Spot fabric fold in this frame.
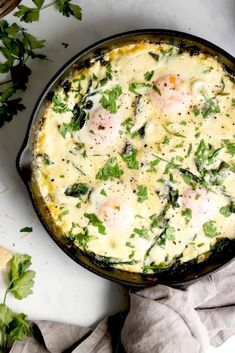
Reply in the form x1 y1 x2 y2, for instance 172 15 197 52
10 261 235 353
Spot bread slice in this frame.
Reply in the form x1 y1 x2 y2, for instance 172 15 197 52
0 246 12 269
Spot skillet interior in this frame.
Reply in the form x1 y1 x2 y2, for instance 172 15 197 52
17 29 235 287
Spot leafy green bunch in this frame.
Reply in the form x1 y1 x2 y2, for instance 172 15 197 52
0 254 35 353
14 0 82 23
0 1 82 128
0 20 46 127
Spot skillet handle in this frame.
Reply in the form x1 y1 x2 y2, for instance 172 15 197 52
16 146 33 181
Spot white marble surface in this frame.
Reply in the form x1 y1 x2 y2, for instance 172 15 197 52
0 0 234 351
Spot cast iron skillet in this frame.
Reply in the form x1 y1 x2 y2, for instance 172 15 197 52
16 29 235 288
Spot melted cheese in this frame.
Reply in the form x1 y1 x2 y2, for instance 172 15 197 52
34 42 235 273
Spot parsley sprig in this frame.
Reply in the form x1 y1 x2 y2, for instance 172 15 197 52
0 20 46 127
14 0 82 23
0 254 35 352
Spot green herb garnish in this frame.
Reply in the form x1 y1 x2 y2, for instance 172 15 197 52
64 183 89 198
181 208 192 224
20 227 33 233
144 70 154 81
14 0 82 23
137 185 148 203
0 254 35 352
203 220 220 238
121 143 139 169
201 97 220 118
96 157 123 181
100 84 122 113
84 213 106 235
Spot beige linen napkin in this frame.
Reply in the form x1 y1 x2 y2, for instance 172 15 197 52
10 261 235 353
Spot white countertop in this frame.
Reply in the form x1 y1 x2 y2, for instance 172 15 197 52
0 0 234 351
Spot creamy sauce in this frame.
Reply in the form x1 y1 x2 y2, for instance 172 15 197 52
34 43 235 273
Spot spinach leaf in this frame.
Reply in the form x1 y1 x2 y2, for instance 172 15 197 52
64 183 89 197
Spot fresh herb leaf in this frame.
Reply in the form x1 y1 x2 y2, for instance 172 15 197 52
162 125 185 138
219 202 235 217
64 183 89 198
52 93 70 113
96 157 123 181
167 186 179 208
160 47 174 56
84 213 106 235
192 106 200 116
133 227 150 240
201 97 220 118
20 227 32 233
165 225 175 240
100 84 122 113
144 70 154 81
100 189 107 196
121 143 139 169
7 254 35 300
153 85 161 95
128 82 151 95
137 185 148 203
203 220 220 238
232 98 235 108
149 214 159 228
222 140 235 156
181 208 192 224
195 139 221 173
41 153 53 165
148 52 159 61
14 5 40 23
147 158 160 172
219 205 231 217
56 0 82 20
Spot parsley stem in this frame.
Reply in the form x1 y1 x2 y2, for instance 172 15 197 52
0 79 12 86
41 1 57 10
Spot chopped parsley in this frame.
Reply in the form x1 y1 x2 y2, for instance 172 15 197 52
162 125 185 138
195 139 221 173
167 186 179 208
219 202 235 217
137 185 148 203
41 153 53 165
153 85 161 95
99 84 122 113
100 189 107 196
133 227 151 240
192 106 200 116
129 82 151 95
147 158 160 172
165 225 175 241
231 98 235 108
222 140 235 156
64 183 89 197
84 213 106 235
20 227 33 233
121 143 139 169
181 208 192 224
201 97 220 119
149 214 159 228
203 220 220 238
96 157 123 181
144 70 154 81
148 52 159 61
52 93 70 113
